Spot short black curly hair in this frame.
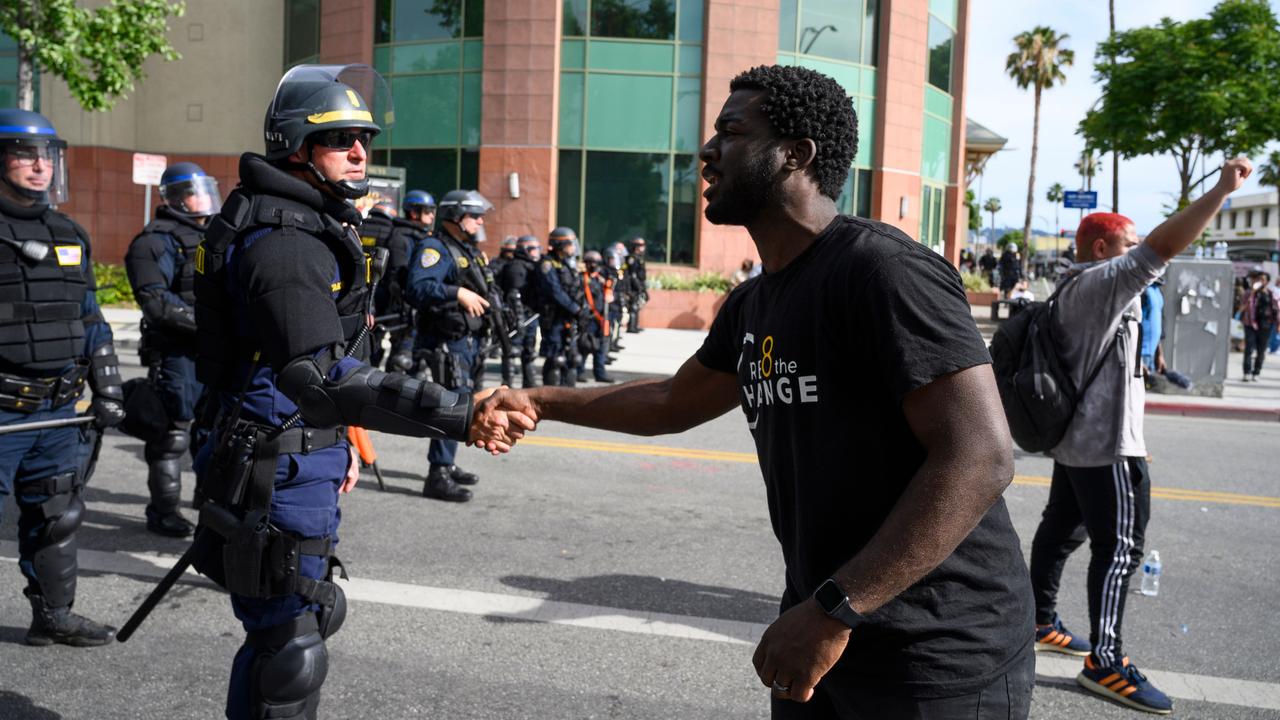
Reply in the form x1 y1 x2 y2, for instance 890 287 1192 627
729 65 857 200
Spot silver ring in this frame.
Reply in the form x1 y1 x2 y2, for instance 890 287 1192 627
772 681 791 694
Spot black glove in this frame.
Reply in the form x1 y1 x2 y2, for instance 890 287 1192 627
91 395 126 429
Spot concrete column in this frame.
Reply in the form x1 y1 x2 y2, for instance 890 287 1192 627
942 0 970 266
869 0 927 241
696 0 778 274
477 0 562 254
319 0 374 66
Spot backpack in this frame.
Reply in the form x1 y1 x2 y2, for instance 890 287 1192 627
989 282 1118 453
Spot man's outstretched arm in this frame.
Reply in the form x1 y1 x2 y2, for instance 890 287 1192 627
1144 156 1250 261
481 355 740 436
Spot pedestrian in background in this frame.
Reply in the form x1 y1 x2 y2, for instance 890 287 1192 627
1241 271 1278 381
998 246 1022 298
1028 157 1250 716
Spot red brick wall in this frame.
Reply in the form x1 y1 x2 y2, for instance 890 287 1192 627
870 0 927 242
59 147 240 264
319 0 375 66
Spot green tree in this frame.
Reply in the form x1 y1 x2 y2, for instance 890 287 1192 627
1074 150 1101 190
1007 26 1074 274
997 229 1026 253
966 189 981 232
983 196 1002 242
1046 182 1065 235
1257 150 1280 249
0 0 185 112
1081 0 1280 207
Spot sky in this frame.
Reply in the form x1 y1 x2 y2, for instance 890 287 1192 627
966 0 1276 237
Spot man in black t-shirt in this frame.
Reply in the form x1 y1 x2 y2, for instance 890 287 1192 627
481 65 1034 718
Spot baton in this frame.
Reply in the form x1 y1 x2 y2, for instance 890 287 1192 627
0 415 95 435
117 528 214 642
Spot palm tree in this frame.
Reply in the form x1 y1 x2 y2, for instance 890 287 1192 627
1046 182 1065 236
1007 26 1074 274
983 196 1002 243
1074 151 1101 191
1257 151 1280 255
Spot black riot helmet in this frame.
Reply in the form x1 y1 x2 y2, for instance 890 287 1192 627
159 162 222 218
500 235 517 255
548 227 578 258
436 189 493 243
517 234 541 261
0 108 69 204
263 64 393 200
583 249 603 271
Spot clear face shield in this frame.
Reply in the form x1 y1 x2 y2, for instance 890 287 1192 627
2 140 69 205
161 174 222 217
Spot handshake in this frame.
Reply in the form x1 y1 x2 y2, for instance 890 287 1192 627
466 387 540 453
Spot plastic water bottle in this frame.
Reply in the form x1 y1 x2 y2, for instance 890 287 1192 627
1195 244 1205 259
1140 550 1161 596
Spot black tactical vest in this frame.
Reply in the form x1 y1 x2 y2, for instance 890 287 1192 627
0 206 89 374
194 189 370 389
419 232 492 340
358 211 394 253
130 213 203 306
547 257 584 319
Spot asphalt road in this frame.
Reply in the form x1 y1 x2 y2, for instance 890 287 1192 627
1 363 1278 719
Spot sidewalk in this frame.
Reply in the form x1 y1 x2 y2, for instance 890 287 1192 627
106 306 1280 421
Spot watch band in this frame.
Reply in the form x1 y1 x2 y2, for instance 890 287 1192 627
814 578 864 630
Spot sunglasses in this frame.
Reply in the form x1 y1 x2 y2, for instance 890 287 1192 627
314 129 374 151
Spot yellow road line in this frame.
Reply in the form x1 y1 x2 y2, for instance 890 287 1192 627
520 436 1280 509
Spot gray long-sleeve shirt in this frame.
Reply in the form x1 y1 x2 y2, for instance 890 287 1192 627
1049 242 1167 467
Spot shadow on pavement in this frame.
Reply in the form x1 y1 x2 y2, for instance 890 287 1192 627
0 691 62 719
496 573 779 624
0 625 29 646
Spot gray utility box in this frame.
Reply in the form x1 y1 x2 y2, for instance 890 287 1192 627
1154 258 1234 398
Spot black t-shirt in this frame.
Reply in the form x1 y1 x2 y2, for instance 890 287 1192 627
696 215 1032 697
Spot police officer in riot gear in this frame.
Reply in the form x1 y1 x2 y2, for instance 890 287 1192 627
125 161 222 538
406 188 497 503
577 250 616 383
190 65 529 719
603 241 626 353
378 190 434 373
622 236 649 332
538 227 586 387
358 200 396 367
497 234 542 388
0 108 123 646
489 235 517 280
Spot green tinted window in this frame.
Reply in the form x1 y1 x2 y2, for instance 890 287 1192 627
927 15 953 93
674 77 702 153
0 55 15 80
461 72 482 146
863 0 879 65
375 0 392 43
562 39 586 69
586 74 672 150
779 0 798 51
393 42 461 73
374 46 391 74
588 39 673 73
559 72 585 146
929 0 957 29
921 114 951 182
677 44 701 75
835 168 873 217
463 0 484 38
584 151 670 253
856 98 874 168
284 0 320 67
558 150 584 230
592 0 676 41
800 0 861 62
669 154 699 264
463 40 484 69
564 0 588 36
389 74 460 146
925 85 952 121
677 0 704 42
393 149 459 196
460 149 480 189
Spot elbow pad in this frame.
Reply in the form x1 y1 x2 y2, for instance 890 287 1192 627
88 343 123 400
277 358 472 440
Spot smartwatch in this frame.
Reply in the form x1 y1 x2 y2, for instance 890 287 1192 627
813 578 864 630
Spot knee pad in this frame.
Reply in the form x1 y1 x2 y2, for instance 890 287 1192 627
318 583 346 639
44 492 85 543
249 617 329 719
146 428 190 462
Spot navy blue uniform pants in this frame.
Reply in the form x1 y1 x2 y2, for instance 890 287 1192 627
0 400 84 598
223 443 346 719
575 318 609 380
153 350 203 423
422 335 479 468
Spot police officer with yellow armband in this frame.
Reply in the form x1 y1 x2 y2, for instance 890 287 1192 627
539 227 586 387
124 162 222 538
187 65 530 719
405 189 496 502
0 109 123 647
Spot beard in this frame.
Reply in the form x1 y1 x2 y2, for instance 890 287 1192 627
704 150 780 226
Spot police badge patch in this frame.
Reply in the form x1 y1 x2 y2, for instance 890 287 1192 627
541 260 553 273
457 256 470 269
421 248 441 268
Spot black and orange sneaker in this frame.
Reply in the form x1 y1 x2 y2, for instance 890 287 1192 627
1078 655 1173 715
1035 617 1091 656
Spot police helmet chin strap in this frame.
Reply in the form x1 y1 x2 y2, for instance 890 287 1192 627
1 174 48 204
302 141 371 201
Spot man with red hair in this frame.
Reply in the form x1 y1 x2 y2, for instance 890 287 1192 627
1028 158 1252 715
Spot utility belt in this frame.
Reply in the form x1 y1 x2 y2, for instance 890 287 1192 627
419 303 486 341
0 362 88 413
193 418 346 607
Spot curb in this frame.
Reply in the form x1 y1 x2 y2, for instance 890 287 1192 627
1145 401 1280 423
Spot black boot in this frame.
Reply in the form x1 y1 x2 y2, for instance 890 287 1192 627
146 505 194 538
594 374 616 384
423 466 472 502
25 589 115 647
543 362 558 388
448 465 479 486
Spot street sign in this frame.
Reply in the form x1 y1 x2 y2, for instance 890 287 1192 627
132 153 167 186
1063 190 1097 209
